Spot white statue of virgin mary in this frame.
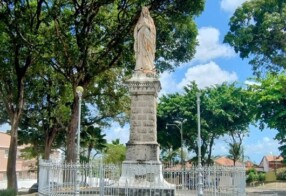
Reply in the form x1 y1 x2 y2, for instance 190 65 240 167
134 7 156 72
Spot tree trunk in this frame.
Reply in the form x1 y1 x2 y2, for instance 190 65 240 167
44 138 51 160
207 135 215 165
7 121 19 190
44 127 58 160
66 97 79 163
87 145 93 162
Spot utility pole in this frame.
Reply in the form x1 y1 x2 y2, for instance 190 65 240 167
196 92 203 196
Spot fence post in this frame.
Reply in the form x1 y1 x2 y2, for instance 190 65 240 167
38 159 49 195
99 157 104 196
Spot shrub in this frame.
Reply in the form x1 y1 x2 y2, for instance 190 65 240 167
258 173 266 181
246 169 266 184
0 189 17 196
246 168 257 175
277 171 286 180
247 172 258 183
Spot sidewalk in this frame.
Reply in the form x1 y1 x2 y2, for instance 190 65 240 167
0 179 37 190
246 182 286 196
18 193 37 196
0 179 37 196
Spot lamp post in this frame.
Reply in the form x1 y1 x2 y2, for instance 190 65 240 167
166 119 187 188
75 86 84 196
196 92 203 196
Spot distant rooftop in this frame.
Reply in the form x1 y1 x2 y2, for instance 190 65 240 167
214 157 244 167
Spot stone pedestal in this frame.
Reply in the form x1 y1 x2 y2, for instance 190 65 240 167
118 72 175 192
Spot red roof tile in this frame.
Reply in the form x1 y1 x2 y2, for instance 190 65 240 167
214 157 244 166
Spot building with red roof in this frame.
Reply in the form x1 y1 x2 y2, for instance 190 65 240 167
259 155 284 172
214 157 244 167
0 132 37 181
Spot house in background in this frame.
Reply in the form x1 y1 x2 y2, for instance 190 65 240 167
259 155 284 172
0 132 37 181
244 160 264 172
214 157 244 167
245 160 254 170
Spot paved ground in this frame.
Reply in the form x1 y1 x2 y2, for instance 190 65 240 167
11 181 286 196
246 182 286 196
18 193 38 196
0 179 36 190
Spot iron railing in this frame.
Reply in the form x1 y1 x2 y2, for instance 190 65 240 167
38 159 246 196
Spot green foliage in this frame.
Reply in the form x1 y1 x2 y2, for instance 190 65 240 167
277 171 286 180
227 142 244 165
246 168 265 183
224 0 286 76
0 189 16 196
0 0 205 182
40 0 205 162
249 73 286 158
160 148 180 164
225 0 286 160
18 65 71 160
103 141 126 164
258 173 266 181
157 82 254 163
81 126 107 162
0 0 51 190
246 172 258 183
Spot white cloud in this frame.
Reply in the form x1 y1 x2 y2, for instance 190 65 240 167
177 61 238 89
244 80 261 86
220 0 248 13
244 136 280 163
159 71 180 96
213 142 229 156
194 27 235 63
104 123 129 144
212 134 280 164
0 123 10 132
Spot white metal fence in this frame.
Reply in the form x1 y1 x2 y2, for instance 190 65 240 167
38 159 245 196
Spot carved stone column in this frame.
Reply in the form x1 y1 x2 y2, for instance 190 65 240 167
125 74 161 162
118 73 175 193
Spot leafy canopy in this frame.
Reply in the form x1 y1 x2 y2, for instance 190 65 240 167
224 0 286 76
250 73 286 157
157 82 254 163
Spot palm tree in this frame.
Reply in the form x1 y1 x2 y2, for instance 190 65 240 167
81 126 107 162
227 143 243 166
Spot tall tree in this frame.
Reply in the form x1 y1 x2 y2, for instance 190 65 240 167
224 0 286 162
157 82 254 164
250 73 286 158
157 92 188 152
226 129 248 166
44 0 205 162
18 64 72 160
0 1 48 190
103 140 126 164
80 126 107 162
224 0 286 76
204 83 254 163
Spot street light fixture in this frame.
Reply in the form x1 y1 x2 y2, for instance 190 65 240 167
75 86 84 196
166 119 187 188
196 92 203 196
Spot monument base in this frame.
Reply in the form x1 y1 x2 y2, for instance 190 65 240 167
104 187 175 196
116 161 175 194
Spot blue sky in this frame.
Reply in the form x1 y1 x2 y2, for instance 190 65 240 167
0 0 280 164
104 0 280 164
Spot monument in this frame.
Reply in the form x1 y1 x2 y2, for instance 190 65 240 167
118 7 175 195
